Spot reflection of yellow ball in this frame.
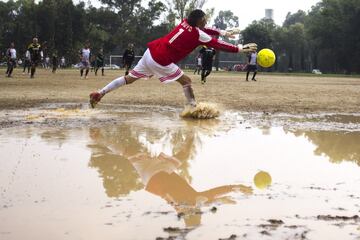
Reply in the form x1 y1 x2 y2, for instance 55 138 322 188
254 171 272 189
257 49 276 68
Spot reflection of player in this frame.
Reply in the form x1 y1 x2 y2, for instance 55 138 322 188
89 9 257 108
130 152 252 227
88 126 252 227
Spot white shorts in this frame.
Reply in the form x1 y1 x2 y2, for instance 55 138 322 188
129 49 183 83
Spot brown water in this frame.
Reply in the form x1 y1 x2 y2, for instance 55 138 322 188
1 106 360 240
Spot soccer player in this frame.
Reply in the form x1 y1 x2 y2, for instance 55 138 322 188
28 37 43 78
51 51 58 73
193 54 202 75
60 56 66 68
95 48 105 76
5 42 17 78
23 50 31 75
89 9 257 108
122 43 135 75
199 45 216 84
246 50 258 81
79 41 91 79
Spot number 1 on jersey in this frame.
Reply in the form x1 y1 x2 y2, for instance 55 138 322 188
169 29 184 44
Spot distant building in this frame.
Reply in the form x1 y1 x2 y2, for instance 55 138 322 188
265 9 274 20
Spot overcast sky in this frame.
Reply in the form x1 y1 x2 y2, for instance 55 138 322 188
206 0 320 29
1 0 321 29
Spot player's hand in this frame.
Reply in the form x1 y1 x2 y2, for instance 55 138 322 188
238 43 258 53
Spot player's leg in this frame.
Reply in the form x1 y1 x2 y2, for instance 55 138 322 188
101 67 104 76
5 61 10 76
89 56 148 108
30 61 36 78
95 66 98 76
252 67 257 81
176 74 196 107
124 63 130 75
8 60 15 77
201 68 206 84
85 65 89 78
27 61 31 74
80 64 84 77
246 69 250 81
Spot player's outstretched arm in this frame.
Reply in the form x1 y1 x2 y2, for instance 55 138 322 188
238 43 258 53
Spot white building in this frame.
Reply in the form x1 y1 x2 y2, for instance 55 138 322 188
265 9 274 20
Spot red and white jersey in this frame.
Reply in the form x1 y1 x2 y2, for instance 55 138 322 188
147 19 239 66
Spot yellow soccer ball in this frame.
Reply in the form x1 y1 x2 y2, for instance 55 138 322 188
257 48 276 68
253 171 272 189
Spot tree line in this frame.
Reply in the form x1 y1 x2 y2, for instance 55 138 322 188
0 0 359 73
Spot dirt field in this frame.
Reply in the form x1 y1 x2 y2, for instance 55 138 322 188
1 68 359 113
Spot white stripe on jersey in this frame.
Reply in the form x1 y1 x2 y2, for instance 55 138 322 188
198 29 212 43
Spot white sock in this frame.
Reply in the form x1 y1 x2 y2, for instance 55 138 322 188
99 76 126 95
183 84 196 106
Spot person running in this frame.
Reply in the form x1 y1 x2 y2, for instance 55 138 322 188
5 42 17 78
27 37 43 78
79 41 91 79
199 45 216 84
95 48 105 76
246 50 258 81
123 43 135 75
89 9 257 108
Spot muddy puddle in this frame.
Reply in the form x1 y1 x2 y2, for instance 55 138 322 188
1 104 360 240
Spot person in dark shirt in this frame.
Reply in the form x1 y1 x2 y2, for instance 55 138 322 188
52 51 58 73
95 48 105 76
123 43 135 75
199 46 216 84
27 37 43 78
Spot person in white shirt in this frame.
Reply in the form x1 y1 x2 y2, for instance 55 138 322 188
246 50 258 81
79 41 91 79
23 50 31 74
6 42 17 78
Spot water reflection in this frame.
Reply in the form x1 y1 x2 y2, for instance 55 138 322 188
291 130 360 166
88 124 252 227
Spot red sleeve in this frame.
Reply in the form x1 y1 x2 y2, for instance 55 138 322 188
205 38 239 53
202 27 221 36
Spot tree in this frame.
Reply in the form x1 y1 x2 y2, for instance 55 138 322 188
214 10 239 30
165 0 207 22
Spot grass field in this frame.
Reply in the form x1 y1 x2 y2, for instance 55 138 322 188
0 68 360 113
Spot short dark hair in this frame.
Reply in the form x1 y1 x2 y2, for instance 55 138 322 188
187 9 205 27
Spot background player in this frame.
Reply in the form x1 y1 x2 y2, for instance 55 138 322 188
199 45 216 84
79 41 91 79
23 50 31 75
123 43 135 75
89 9 257 108
95 48 105 76
28 37 43 78
246 50 258 81
5 42 17 78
